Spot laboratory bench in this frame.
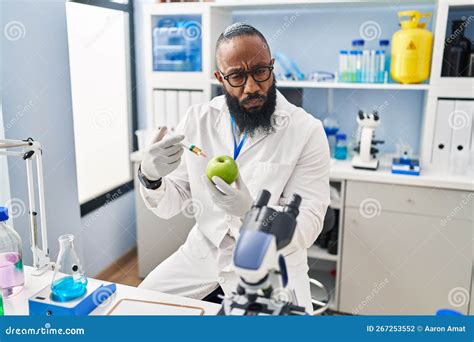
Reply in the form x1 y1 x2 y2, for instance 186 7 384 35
4 266 220 316
130 151 474 315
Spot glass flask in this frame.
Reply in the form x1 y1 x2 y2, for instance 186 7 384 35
50 234 87 302
0 207 25 298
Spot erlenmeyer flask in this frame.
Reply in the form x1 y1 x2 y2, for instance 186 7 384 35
50 234 87 302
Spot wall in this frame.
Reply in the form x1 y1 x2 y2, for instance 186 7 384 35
1 0 136 277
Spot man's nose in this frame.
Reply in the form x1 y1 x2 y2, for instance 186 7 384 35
243 74 260 94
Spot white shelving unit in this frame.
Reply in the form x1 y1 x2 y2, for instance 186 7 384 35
210 78 431 90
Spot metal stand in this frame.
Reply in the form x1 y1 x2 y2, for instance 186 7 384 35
0 138 52 275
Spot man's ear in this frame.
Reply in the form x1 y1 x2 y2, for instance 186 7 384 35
214 70 224 85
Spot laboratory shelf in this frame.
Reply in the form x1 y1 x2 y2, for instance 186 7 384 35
210 78 430 91
307 244 338 262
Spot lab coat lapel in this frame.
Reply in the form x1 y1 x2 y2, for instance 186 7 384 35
213 99 234 157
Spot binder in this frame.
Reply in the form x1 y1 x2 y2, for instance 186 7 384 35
178 90 191 124
432 100 455 173
165 90 179 131
449 100 473 174
153 90 167 129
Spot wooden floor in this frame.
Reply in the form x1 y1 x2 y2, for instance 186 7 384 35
94 247 143 287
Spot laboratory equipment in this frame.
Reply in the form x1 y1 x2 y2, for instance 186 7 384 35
219 190 324 315
29 281 116 316
442 19 472 77
352 110 384 170
391 10 433 84
323 118 339 158
0 138 51 275
392 157 420 176
335 133 348 160
152 16 202 72
274 52 305 81
0 207 25 298
51 234 88 302
379 39 390 82
181 141 207 158
351 39 364 82
338 50 349 82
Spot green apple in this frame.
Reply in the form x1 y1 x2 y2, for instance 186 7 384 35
206 155 238 185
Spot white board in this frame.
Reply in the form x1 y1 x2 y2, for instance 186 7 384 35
66 2 132 204
107 299 205 316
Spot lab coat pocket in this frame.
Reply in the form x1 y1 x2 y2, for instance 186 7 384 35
249 162 295 205
184 227 211 260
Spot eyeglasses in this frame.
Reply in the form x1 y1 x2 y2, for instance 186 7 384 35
220 65 274 88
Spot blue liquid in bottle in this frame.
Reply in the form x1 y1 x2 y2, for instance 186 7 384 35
51 276 88 302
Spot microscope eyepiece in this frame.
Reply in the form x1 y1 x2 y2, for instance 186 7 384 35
252 189 271 208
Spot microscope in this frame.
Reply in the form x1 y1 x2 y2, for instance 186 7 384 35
352 110 384 170
219 190 308 316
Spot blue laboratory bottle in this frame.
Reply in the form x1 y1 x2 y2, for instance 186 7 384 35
379 39 390 83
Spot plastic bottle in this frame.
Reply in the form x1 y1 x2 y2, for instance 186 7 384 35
0 289 4 316
51 234 88 302
338 50 349 82
379 39 390 82
0 207 25 298
375 50 385 83
351 39 364 82
391 11 433 84
323 118 340 158
335 133 348 160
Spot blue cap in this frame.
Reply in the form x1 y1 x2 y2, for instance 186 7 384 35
336 133 347 140
0 207 9 222
339 50 348 54
379 39 390 46
352 39 364 46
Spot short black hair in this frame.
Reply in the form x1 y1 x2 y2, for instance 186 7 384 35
216 22 269 53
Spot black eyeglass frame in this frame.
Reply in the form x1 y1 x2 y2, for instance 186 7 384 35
219 65 275 88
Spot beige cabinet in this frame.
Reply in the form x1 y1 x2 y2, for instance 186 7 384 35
339 181 473 315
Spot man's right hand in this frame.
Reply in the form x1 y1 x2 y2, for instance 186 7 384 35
141 127 185 181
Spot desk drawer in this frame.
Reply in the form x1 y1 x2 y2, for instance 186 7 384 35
345 181 473 220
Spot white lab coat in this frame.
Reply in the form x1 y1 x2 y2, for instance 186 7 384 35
139 90 330 313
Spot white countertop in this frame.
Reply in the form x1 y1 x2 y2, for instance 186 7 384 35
131 151 474 191
4 266 220 316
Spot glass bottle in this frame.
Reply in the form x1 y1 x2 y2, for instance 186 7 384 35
0 207 25 298
50 234 87 302
335 133 348 160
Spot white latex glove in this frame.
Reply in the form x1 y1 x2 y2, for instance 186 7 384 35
203 172 253 218
141 127 185 180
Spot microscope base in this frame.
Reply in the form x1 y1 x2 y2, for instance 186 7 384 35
352 155 379 170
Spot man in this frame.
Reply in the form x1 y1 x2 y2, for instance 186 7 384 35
138 23 330 313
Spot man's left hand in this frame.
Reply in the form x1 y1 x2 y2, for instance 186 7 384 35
203 173 253 218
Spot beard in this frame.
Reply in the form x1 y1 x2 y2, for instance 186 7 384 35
223 78 277 137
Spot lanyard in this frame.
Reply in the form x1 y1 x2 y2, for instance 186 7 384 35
230 115 247 160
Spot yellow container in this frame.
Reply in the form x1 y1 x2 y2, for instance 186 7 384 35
391 11 433 84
